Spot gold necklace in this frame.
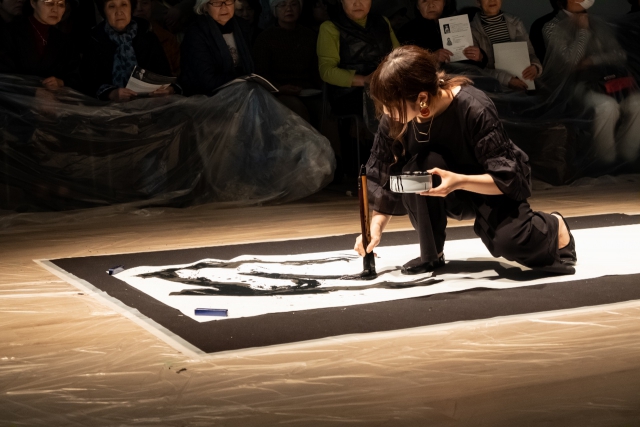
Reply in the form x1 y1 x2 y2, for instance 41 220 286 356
29 19 48 46
412 116 434 143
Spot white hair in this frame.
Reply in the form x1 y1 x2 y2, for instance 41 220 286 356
194 0 211 15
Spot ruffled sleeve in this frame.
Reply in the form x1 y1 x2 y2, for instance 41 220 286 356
465 89 532 201
365 116 407 216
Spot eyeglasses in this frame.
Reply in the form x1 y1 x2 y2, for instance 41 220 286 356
40 0 66 7
276 0 301 10
208 0 234 7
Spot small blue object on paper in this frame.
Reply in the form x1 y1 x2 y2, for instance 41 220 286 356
195 308 228 317
107 265 125 275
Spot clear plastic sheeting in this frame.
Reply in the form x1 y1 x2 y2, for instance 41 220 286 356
445 13 640 185
1 177 640 425
0 75 336 211
2 282 640 426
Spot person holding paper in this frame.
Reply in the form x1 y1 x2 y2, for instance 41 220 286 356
80 0 177 101
470 0 542 90
398 0 486 67
355 45 577 275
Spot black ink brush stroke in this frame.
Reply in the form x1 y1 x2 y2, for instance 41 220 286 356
167 276 443 296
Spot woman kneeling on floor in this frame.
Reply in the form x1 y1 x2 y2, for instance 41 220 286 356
354 45 577 275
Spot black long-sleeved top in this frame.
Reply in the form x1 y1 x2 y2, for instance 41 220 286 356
179 15 254 96
79 17 173 100
0 16 80 88
366 85 531 216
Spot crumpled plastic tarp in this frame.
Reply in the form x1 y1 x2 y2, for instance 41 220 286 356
0 75 336 211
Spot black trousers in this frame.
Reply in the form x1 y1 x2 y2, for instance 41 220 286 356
402 152 560 269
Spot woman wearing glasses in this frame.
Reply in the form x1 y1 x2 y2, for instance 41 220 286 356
179 0 254 95
0 0 80 90
80 0 177 101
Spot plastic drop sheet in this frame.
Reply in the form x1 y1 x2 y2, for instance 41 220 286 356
0 75 336 211
1 175 640 425
2 280 640 426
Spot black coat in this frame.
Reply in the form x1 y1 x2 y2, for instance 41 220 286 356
0 17 80 89
179 15 254 96
80 17 172 99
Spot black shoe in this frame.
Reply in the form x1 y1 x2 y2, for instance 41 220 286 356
401 255 445 275
552 212 577 266
538 212 577 275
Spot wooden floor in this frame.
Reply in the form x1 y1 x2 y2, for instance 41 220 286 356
1 175 639 426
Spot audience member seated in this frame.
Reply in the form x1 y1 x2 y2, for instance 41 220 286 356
530 0 560 64
179 0 254 96
134 0 181 76
56 0 99 53
164 0 197 32
0 0 24 27
234 0 261 45
470 0 542 91
0 0 80 90
316 0 399 175
317 0 398 117
398 0 485 67
253 0 321 126
617 0 639 81
542 0 640 164
80 0 177 101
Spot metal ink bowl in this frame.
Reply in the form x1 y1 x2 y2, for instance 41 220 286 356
390 172 433 193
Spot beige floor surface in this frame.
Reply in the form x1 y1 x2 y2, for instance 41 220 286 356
1 176 640 426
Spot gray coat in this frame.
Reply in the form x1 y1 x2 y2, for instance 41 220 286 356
471 13 543 87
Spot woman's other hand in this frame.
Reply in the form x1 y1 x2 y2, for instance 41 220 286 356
435 49 453 63
522 65 538 81
508 76 529 90
463 46 483 62
278 84 303 96
150 86 176 97
419 167 462 197
41 77 64 90
108 88 138 102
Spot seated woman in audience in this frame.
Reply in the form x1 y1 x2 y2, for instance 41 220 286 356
0 0 24 26
470 0 542 90
541 0 640 164
234 0 261 45
317 0 398 117
0 0 79 90
81 0 177 101
253 0 321 125
179 0 254 96
134 0 181 76
398 0 486 67
529 0 560 64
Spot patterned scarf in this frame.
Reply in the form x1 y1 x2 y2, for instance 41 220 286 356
105 20 139 88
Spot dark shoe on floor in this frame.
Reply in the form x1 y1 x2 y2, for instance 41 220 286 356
401 255 445 275
552 211 577 266
538 212 577 275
